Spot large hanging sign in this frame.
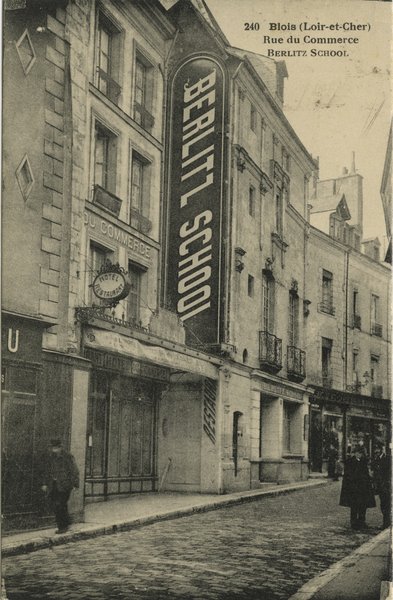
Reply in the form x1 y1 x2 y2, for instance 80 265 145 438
166 56 226 345
92 262 131 306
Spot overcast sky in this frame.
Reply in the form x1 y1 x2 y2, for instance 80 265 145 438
206 0 392 243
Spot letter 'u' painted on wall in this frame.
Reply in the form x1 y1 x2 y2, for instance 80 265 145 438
8 328 19 353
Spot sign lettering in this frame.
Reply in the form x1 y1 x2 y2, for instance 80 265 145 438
166 57 226 344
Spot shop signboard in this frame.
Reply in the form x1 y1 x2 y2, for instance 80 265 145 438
165 55 226 345
92 262 131 305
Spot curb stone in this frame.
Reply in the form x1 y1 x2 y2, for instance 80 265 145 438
2 480 327 557
287 528 391 600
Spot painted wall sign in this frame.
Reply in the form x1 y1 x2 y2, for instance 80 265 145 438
84 212 152 261
92 263 131 304
166 56 226 344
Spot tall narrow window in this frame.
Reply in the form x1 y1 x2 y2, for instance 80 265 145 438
249 185 255 217
248 275 254 297
93 122 118 198
131 157 143 214
128 262 143 322
288 292 299 347
262 273 275 333
96 14 121 104
133 54 154 131
321 269 334 314
321 337 333 387
250 103 257 132
371 294 382 336
88 243 112 306
275 192 283 235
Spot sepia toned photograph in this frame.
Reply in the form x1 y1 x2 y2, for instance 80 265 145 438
1 0 392 598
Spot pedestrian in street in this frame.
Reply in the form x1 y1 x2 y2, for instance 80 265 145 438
327 444 339 480
41 439 79 534
339 445 376 529
371 444 391 529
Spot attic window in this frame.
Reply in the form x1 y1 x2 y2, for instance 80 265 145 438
16 154 34 199
15 29 36 75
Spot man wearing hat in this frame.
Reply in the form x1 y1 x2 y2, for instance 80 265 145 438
339 444 376 529
372 444 392 529
41 439 79 534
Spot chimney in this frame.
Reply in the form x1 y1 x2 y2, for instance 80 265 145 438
351 151 356 174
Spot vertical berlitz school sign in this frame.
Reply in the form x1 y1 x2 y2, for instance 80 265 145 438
166 56 226 345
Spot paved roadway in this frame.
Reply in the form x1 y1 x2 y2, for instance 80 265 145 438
3 481 383 600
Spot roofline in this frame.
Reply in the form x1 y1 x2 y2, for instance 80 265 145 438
227 49 318 170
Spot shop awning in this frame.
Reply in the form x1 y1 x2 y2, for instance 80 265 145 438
84 327 219 380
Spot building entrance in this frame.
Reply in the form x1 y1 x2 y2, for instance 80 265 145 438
85 369 157 498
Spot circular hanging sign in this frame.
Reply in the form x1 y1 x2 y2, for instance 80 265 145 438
92 269 131 303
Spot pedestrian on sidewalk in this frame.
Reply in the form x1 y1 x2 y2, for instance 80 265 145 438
339 445 376 529
327 444 339 480
371 444 392 529
41 439 79 534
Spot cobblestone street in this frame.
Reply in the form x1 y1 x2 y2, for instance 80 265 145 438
3 482 383 600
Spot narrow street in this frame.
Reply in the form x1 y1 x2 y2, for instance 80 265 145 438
3 481 383 600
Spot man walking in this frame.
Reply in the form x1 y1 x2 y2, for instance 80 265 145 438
372 444 392 529
41 439 79 534
339 445 375 529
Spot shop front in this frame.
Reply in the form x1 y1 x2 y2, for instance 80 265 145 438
81 323 222 499
1 311 51 530
309 386 391 473
84 347 168 498
250 374 309 485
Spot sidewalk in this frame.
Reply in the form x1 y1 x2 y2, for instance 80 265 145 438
289 527 392 600
2 479 327 557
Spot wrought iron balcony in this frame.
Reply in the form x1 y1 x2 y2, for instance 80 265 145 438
92 184 122 217
134 103 155 131
371 322 382 337
287 346 306 382
97 69 121 104
259 330 282 374
372 384 383 398
130 208 152 235
352 314 361 329
318 301 335 316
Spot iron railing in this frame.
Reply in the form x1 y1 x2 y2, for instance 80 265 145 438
287 346 306 381
259 331 282 373
371 322 382 337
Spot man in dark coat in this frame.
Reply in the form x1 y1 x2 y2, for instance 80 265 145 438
372 445 392 529
339 445 376 529
41 439 79 534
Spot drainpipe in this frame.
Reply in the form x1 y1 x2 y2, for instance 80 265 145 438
158 29 179 309
344 248 350 390
224 60 244 345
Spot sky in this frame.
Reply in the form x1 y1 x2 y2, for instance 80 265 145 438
206 0 392 244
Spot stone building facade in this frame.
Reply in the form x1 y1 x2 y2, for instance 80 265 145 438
2 0 391 531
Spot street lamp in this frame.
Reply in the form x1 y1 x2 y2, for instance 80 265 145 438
346 371 371 393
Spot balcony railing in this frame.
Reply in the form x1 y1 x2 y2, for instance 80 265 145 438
97 69 121 104
92 184 122 217
372 384 383 398
318 301 335 316
352 314 361 329
371 322 382 337
130 208 152 235
259 331 282 374
287 346 306 382
322 374 333 388
133 103 155 132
